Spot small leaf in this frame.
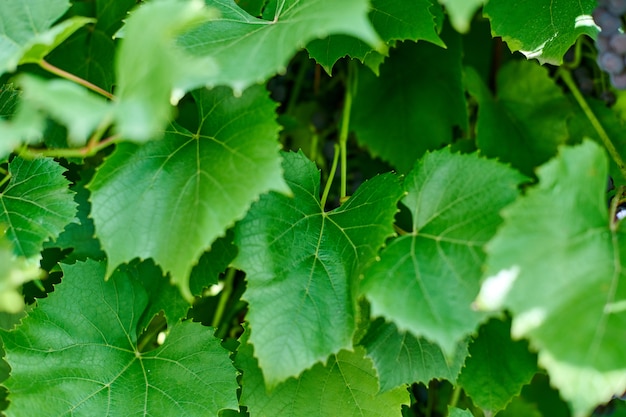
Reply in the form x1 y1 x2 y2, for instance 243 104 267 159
362 148 525 354
179 0 383 95
465 62 574 177
1 260 239 416
458 318 538 414
0 0 93 75
234 151 403 386
361 318 468 392
481 140 626 417
0 157 77 258
484 0 596 64
351 34 466 172
236 327 409 416
89 85 288 301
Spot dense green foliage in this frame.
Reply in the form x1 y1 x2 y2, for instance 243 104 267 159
1 0 625 416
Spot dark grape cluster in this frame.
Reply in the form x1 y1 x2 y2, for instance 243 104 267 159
594 0 626 89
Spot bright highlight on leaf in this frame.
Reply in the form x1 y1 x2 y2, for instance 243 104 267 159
362 148 525 354
484 0 597 64
234 151 403 386
483 140 626 417
89 85 288 301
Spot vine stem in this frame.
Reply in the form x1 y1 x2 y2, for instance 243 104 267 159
211 268 237 329
320 143 340 209
40 60 115 101
19 134 119 159
449 385 462 408
338 60 357 200
558 68 626 180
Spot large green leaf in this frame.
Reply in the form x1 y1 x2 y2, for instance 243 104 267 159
361 318 468 391
0 157 77 258
476 140 626 417
0 0 93 75
458 319 538 414
236 327 409 416
233 151 403 386
483 0 597 65
307 0 443 74
114 0 218 141
0 237 40 314
179 0 383 95
465 62 574 177
438 0 486 33
351 34 466 173
89 85 288 301
0 259 239 416
362 148 525 354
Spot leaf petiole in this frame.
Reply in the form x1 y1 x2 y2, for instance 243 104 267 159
18 134 119 160
558 68 626 180
320 143 340 209
338 60 357 200
39 60 115 101
211 267 237 330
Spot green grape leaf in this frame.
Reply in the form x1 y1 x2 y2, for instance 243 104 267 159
0 259 239 416
438 0 486 33
458 318 538 414
179 0 384 95
0 0 94 75
351 34 466 173
362 148 525 354
0 157 77 258
0 237 41 314
236 327 409 416
233 151 403 386
465 62 574 177
476 140 626 417
18 75 111 146
361 318 468 391
483 0 596 65
307 0 443 74
89 85 288 301
117 260 189 332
